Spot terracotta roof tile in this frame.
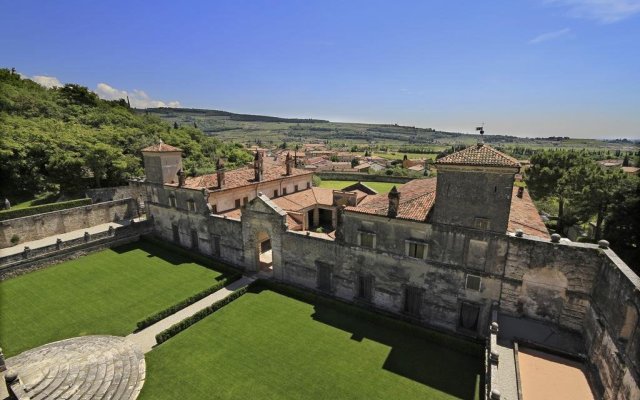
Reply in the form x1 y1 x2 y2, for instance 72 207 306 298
178 165 312 190
436 144 520 168
141 141 182 153
345 178 437 222
508 187 550 239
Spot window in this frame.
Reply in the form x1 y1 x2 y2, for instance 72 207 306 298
187 199 196 212
359 232 375 249
212 235 221 257
473 217 490 230
294 184 299 192
466 274 482 291
404 286 423 316
243 196 249 205
273 189 278 198
169 195 177 208
407 242 426 259
190 229 199 250
235 199 241 208
356 275 374 301
212 204 217 213
459 302 480 331
317 263 332 292
172 224 180 243
283 188 288 195
307 182 311 189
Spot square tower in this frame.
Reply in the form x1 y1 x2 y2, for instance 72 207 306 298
141 140 183 185
431 143 520 233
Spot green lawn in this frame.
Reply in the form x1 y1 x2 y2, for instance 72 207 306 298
141 286 482 400
318 180 400 193
0 241 227 357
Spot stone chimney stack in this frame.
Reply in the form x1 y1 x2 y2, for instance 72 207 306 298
517 186 524 198
285 152 292 176
216 158 226 189
177 169 186 187
388 186 400 218
254 151 264 182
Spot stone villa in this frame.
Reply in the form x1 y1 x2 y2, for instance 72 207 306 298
140 140 639 399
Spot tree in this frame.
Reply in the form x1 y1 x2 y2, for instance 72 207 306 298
603 177 640 274
173 121 179 129
351 158 359 168
623 155 630 167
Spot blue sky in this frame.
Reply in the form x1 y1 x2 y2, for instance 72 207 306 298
1 0 639 138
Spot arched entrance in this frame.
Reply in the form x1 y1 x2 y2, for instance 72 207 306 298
257 230 273 276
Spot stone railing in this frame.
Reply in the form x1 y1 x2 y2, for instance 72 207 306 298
0 220 151 279
486 305 502 400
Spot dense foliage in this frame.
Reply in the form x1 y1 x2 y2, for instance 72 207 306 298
0 68 252 199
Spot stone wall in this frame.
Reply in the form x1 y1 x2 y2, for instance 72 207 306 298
0 198 138 249
84 184 145 204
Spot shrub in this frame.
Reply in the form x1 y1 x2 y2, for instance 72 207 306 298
10 234 20 245
136 273 241 330
155 285 250 344
0 198 92 221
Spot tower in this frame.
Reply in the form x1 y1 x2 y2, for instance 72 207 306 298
254 151 264 182
141 140 183 185
431 134 520 233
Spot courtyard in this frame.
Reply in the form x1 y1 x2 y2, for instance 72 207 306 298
0 240 230 357
141 283 483 400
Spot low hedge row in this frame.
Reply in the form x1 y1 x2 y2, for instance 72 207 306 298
136 273 241 331
155 284 250 344
253 280 484 358
140 235 239 275
0 198 92 221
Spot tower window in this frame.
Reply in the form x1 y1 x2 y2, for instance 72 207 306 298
169 195 177 208
473 217 490 230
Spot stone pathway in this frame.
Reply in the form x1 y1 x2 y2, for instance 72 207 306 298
0 218 143 258
495 340 520 400
5 335 145 400
126 275 255 353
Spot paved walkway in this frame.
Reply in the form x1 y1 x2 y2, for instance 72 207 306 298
0 218 142 258
126 276 255 353
495 340 520 400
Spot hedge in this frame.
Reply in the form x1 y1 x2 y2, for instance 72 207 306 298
252 280 484 358
136 273 241 331
155 284 250 344
0 198 92 221
140 235 239 275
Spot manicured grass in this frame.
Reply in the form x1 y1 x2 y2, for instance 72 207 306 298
318 180 400 193
0 241 226 357
141 287 483 400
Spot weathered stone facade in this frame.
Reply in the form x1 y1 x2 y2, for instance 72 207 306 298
141 143 639 399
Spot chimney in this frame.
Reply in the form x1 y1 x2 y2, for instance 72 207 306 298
216 158 226 189
177 169 186 187
388 186 400 218
285 152 292 176
254 151 264 181
517 186 524 198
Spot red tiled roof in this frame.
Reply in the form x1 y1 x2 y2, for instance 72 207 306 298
272 187 335 212
508 187 550 239
141 142 182 153
436 144 520 168
178 165 312 190
345 178 437 222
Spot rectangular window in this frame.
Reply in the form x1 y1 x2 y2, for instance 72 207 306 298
169 196 177 208
212 235 221 257
172 224 180 243
190 229 199 250
317 263 332 292
360 232 375 249
473 217 490 230
404 286 423 316
459 302 480 331
187 200 196 212
283 188 288 195
465 274 482 291
294 184 299 192
356 275 374 301
307 182 311 189
408 242 426 259
243 196 249 205
273 189 278 198
235 199 241 208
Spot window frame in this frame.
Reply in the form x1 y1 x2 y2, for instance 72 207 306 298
465 274 482 291
358 231 376 249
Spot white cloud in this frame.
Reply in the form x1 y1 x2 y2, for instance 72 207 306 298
529 28 571 44
545 0 640 23
19 74 63 88
95 83 181 108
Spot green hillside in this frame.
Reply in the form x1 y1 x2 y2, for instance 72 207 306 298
0 69 252 199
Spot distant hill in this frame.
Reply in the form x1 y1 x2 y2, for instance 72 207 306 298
141 107 330 124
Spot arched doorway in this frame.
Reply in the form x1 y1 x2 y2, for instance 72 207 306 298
257 230 273 276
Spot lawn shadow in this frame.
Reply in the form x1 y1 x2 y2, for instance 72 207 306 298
250 284 482 400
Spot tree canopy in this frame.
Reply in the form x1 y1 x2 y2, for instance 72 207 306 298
0 68 252 198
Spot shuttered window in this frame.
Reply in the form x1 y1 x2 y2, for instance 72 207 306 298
408 242 426 259
357 275 374 301
403 286 423 316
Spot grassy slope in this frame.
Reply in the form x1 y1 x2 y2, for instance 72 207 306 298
318 180 399 193
141 288 482 400
0 241 225 356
